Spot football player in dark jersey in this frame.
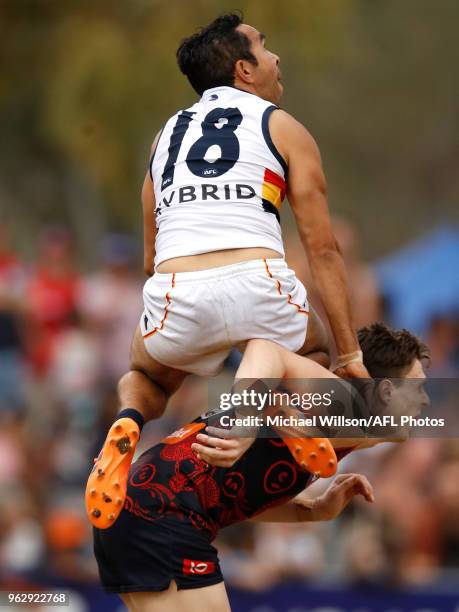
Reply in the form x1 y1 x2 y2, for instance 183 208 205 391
93 323 429 611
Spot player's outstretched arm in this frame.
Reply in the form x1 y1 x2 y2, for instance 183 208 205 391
142 131 161 277
250 473 374 523
270 111 369 377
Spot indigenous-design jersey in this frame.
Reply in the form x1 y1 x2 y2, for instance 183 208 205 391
150 86 288 267
125 417 352 540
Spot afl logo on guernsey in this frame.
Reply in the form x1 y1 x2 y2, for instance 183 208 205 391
183 559 216 575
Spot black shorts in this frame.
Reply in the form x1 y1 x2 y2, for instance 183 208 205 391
93 508 223 593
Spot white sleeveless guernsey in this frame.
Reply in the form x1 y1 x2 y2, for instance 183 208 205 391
150 86 288 267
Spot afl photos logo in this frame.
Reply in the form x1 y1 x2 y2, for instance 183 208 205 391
183 559 216 575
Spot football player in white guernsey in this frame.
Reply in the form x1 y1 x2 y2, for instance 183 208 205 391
86 13 370 534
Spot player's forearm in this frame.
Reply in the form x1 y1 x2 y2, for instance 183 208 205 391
309 248 359 355
284 121 360 356
289 184 359 355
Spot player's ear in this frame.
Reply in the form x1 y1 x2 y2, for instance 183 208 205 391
376 379 393 404
234 59 255 84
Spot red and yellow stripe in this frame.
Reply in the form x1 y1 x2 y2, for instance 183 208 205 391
262 168 286 210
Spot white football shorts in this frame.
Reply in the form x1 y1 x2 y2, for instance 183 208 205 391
140 258 308 376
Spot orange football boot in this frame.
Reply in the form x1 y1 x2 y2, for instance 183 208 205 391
267 399 338 478
281 436 337 478
85 418 140 529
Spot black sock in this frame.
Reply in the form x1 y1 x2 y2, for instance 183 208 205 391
116 408 145 433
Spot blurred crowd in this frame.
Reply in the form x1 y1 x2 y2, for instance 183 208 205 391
0 221 458 598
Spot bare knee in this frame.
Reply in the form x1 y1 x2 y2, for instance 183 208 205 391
245 338 278 356
237 339 287 379
129 323 189 392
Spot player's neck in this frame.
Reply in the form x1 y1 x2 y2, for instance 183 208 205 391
232 80 260 99
231 80 280 105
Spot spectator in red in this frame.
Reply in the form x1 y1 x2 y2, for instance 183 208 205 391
25 227 81 376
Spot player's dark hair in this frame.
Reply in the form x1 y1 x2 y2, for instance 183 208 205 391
176 12 257 95
358 322 430 378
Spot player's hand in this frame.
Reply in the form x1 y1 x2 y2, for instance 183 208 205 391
191 427 256 468
334 362 371 379
302 473 374 521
